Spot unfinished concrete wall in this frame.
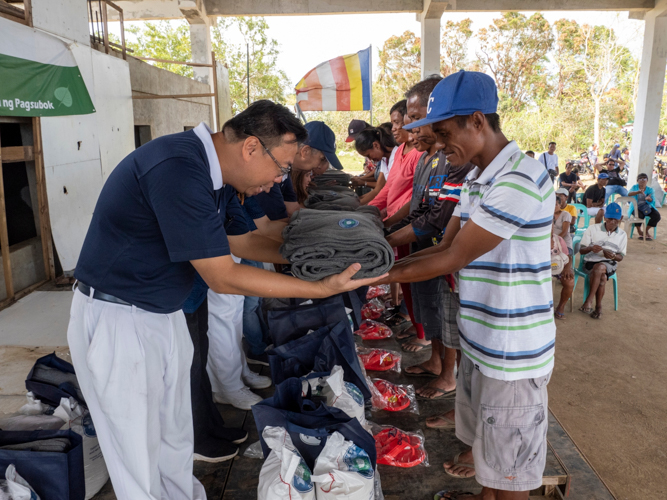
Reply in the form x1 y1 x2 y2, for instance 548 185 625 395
0 238 46 301
216 62 233 128
128 57 213 137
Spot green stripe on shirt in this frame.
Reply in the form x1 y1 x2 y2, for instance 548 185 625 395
460 276 552 286
460 314 555 330
511 233 551 241
462 348 554 373
493 181 543 201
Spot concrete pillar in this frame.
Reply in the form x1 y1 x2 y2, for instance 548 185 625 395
189 21 213 85
630 14 667 182
420 16 441 79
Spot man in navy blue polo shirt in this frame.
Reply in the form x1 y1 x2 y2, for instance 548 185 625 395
68 100 381 500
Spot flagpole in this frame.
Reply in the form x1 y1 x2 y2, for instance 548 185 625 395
295 103 308 123
369 44 373 126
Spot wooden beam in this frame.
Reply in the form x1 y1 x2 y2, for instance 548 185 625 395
211 51 220 131
0 149 15 301
0 146 34 164
23 0 32 26
32 117 55 281
0 0 24 17
0 7 27 24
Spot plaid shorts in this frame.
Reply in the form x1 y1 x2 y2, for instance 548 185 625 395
441 290 461 349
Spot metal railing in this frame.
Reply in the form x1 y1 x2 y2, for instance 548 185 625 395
88 0 126 60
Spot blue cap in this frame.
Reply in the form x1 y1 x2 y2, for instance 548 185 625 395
303 121 343 170
598 172 610 179
403 70 499 130
605 203 622 220
614 143 620 147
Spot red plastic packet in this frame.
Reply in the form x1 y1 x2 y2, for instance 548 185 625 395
374 427 428 468
361 302 384 320
357 347 401 372
366 285 390 300
355 320 392 340
371 379 413 412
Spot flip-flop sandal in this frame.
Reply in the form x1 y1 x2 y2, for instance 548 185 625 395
396 328 417 340
638 236 644 240
443 452 476 479
404 365 439 377
434 491 475 500
417 387 456 401
374 428 426 468
382 313 409 328
359 349 400 371
590 310 602 319
426 413 456 430
373 379 411 411
579 305 594 314
355 321 393 340
402 340 432 353
554 311 565 320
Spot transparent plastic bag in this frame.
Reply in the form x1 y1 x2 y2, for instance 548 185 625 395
18 392 48 416
369 379 419 415
354 320 392 341
365 285 390 301
0 464 41 500
356 347 401 373
372 425 429 468
361 298 385 320
243 440 264 459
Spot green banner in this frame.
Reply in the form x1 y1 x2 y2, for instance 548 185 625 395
0 53 95 117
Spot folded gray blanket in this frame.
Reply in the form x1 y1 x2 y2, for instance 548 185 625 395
313 170 351 187
281 209 394 280
31 364 85 403
1 437 71 453
305 189 360 210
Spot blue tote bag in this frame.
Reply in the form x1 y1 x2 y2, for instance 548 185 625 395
25 353 86 408
0 429 85 500
252 378 376 470
267 320 371 400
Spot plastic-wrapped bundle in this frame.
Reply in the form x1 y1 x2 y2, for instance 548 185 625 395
281 209 393 281
313 170 352 187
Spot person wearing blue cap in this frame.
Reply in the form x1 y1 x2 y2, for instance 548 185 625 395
380 70 556 498
254 120 342 221
578 202 627 319
584 172 609 222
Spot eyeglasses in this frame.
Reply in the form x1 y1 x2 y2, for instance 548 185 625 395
247 133 291 176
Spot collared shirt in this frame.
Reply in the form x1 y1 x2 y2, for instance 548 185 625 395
580 222 627 263
453 141 556 381
255 175 297 220
76 122 247 314
538 151 558 171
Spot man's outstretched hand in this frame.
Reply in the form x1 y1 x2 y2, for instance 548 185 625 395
318 263 389 297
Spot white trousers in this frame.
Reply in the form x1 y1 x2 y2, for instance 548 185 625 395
206 290 250 394
67 290 206 500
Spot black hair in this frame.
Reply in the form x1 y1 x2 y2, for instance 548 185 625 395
222 99 307 149
454 113 502 133
637 173 649 180
549 141 556 146
525 150 535 155
354 127 396 155
405 76 443 107
378 122 393 136
390 99 407 117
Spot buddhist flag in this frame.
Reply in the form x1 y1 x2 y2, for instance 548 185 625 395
0 17 95 117
295 47 371 112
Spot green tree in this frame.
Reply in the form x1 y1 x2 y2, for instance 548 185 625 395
125 21 193 77
211 17 290 113
125 18 289 113
441 18 473 77
476 12 554 110
376 31 421 98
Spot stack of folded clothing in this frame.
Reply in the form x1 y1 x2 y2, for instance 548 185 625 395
281 209 394 280
313 170 351 187
305 189 360 210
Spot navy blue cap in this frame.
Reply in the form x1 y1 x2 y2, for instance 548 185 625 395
403 70 499 130
303 121 343 170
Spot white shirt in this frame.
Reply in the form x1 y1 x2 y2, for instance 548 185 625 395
193 122 223 189
453 141 556 381
538 151 558 171
382 147 398 181
580 222 628 262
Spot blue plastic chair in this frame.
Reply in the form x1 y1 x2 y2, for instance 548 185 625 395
571 203 590 264
572 255 618 311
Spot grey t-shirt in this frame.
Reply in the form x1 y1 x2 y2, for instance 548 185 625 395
553 211 573 250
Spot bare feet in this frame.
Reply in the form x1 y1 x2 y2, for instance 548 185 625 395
396 324 417 340
590 307 602 319
443 448 475 478
404 356 441 377
417 376 456 399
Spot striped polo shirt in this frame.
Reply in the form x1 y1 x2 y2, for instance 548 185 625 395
453 141 556 381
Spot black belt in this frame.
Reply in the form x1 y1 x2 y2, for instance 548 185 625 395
76 282 132 306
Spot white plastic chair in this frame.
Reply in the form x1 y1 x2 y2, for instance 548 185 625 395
616 196 646 242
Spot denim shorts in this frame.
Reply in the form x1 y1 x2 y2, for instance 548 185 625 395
455 354 551 492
